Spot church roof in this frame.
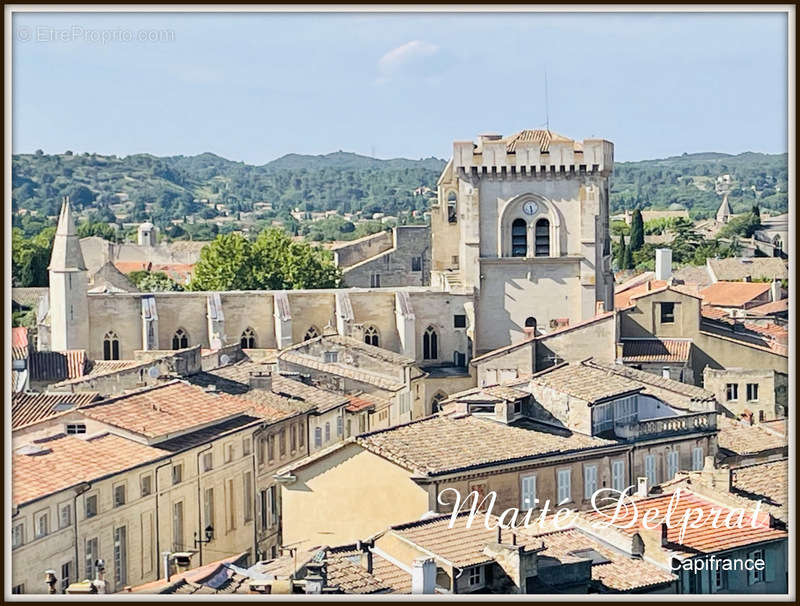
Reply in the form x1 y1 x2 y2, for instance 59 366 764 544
48 198 87 272
504 129 575 153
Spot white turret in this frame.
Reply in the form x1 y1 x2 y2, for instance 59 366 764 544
138 221 157 247
48 197 88 351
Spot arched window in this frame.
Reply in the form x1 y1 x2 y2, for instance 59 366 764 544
172 328 189 350
240 327 257 349
304 326 320 341
511 218 527 257
535 218 550 257
363 325 380 347
447 192 457 223
103 331 120 361
773 235 783 256
431 392 447 414
524 317 537 335
423 326 438 360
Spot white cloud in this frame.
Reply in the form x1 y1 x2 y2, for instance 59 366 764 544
377 40 440 82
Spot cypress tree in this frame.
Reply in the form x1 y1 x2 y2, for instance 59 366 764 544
616 234 627 269
629 208 644 251
623 241 634 270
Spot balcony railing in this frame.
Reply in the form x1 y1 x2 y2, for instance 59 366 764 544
610 411 717 441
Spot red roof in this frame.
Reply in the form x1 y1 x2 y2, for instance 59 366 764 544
28 350 87 382
587 489 786 554
114 261 194 283
11 391 101 429
12 327 29 349
621 339 691 363
699 281 771 307
748 298 789 316
614 280 667 309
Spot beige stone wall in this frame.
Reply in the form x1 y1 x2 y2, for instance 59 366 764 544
348 292 401 352
534 314 617 368
333 231 393 268
87 295 142 359
280 444 430 547
703 368 781 421
340 227 430 288
620 289 701 340
220 293 276 350
476 342 535 387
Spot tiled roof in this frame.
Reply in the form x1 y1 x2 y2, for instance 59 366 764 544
29 350 86 382
346 392 391 412
356 414 614 477
699 281 771 307
504 129 575 153
707 257 787 282
11 287 48 308
620 338 691 363
204 360 273 384
748 298 789 316
81 381 282 440
12 326 29 349
731 459 788 523
11 391 101 429
280 350 408 391
586 489 786 554
13 432 164 506
370 554 411 593
272 375 350 413
324 546 393 594
131 555 249 594
717 417 787 456
528 362 643 403
699 317 788 356
614 280 666 308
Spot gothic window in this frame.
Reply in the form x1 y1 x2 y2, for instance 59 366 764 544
773 235 783 255
304 326 320 341
525 317 537 329
103 332 120 361
363 326 380 347
172 328 189 350
431 392 447 413
447 192 457 223
511 218 527 257
423 326 438 360
534 218 550 257
240 327 257 349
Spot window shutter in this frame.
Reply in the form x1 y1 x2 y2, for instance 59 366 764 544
764 547 776 582
747 550 756 585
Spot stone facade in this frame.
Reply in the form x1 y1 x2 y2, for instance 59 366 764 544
336 226 431 288
703 367 788 422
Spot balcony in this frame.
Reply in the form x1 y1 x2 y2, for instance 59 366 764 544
597 411 717 441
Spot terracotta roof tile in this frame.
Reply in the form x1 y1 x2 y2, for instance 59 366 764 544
621 338 691 363
699 281 771 307
614 280 667 309
324 547 393 594
29 350 86 382
11 391 101 429
748 298 789 316
707 257 787 281
528 362 644 403
12 326 29 349
731 459 788 523
717 417 787 456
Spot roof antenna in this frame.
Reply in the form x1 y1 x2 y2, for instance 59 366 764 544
544 67 550 132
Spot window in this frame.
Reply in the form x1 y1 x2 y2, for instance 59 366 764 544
85 537 99 581
268 485 278 525
140 474 153 497
325 422 331 443
726 383 739 401
370 273 381 288
59 503 72 529
61 562 73 593
85 494 98 518
314 427 322 448
645 454 657 487
172 502 184 551
423 326 438 360
692 447 703 471
524 316 537 334
304 326 319 341
240 327 257 349
467 566 484 588
11 585 24 594
583 465 598 499
662 367 671 379
225 443 234 463
454 314 467 329
12 523 24 549
363 325 380 347
323 351 339 363
659 302 675 323
172 464 183 485
534 218 550 257
748 549 765 585
612 460 625 493
747 383 759 401
66 423 86 435
290 424 297 452
411 256 422 272
557 469 572 504
521 474 537 509
172 328 189 350
113 526 127 587
298 424 305 448
279 430 286 456
713 565 727 592
268 434 275 462
260 490 268 531
113 484 126 508
243 472 253 522
511 218 527 257
35 510 49 539
447 192 457 223
202 452 213 472
242 437 252 456
337 416 344 436
204 487 215 531
103 331 120 361
225 478 236 531
666 450 679 480
759 410 766 422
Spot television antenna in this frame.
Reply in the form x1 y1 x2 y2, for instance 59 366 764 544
544 67 550 132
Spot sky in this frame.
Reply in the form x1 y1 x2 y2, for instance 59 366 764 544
11 10 789 164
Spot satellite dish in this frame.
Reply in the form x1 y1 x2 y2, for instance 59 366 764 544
220 354 231 366
147 366 160 379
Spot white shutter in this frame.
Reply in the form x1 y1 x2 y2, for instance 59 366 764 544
692 447 703 471
558 469 571 504
612 460 625 492
645 455 656 486
521 475 536 509
584 465 597 499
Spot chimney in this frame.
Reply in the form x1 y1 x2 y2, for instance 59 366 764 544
636 476 648 498
304 561 326 594
411 557 436 594
770 278 781 302
595 300 605 315
660 522 669 546
249 371 273 391
45 570 58 594
654 248 672 282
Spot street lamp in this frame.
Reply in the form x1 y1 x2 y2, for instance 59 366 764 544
194 524 214 547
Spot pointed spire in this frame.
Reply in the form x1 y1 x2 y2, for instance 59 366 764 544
715 192 733 224
48 196 87 271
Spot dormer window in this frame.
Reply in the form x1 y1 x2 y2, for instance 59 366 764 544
323 351 339 363
66 423 86 435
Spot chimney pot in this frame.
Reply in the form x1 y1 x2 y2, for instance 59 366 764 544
636 476 648 498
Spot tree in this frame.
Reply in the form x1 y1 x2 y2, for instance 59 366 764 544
127 270 184 292
616 234 627 269
67 184 95 208
12 227 55 287
629 208 644 251
622 241 634 270
189 233 256 291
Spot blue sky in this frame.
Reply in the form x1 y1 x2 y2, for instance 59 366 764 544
12 11 788 163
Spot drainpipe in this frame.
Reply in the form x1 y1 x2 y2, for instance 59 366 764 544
73 482 91 581
195 443 213 566
153 458 173 580
627 446 635 494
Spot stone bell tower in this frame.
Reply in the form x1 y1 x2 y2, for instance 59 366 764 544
48 197 89 352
